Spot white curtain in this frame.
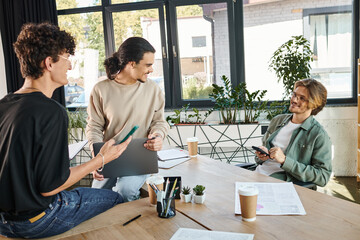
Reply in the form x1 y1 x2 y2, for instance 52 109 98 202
309 13 351 69
0 33 7 98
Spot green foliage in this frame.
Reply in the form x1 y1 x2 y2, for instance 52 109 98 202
67 109 87 142
181 186 191 195
166 104 213 125
210 76 268 124
266 101 290 120
193 185 206 196
241 85 268 123
182 77 213 100
269 35 313 98
176 5 203 17
209 75 243 124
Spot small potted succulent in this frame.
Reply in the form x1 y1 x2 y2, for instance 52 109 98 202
193 185 206 204
180 186 192 203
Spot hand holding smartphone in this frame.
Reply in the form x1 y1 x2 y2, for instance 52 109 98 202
252 146 270 157
120 125 139 143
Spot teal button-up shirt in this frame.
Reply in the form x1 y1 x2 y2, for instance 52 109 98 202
256 114 332 187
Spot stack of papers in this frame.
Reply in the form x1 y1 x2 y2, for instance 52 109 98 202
157 149 190 169
158 149 189 161
235 182 306 215
170 228 254 240
68 140 88 160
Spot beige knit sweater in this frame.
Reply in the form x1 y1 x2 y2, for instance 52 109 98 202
85 79 169 151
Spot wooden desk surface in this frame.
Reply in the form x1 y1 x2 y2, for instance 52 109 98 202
0 198 206 240
160 155 360 240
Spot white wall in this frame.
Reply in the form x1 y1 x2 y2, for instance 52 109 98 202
165 106 357 177
0 33 7 98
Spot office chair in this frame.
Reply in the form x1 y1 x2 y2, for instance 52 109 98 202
235 163 317 191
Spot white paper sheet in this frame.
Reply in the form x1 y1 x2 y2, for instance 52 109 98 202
68 140 88 160
158 148 189 161
170 228 254 240
235 182 306 215
158 157 190 169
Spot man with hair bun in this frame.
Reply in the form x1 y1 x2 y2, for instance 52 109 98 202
253 79 332 187
0 22 131 238
86 37 169 202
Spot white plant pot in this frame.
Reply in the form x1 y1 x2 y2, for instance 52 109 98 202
193 193 206 204
180 193 192 203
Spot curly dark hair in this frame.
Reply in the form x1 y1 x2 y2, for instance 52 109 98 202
104 37 155 80
13 22 76 79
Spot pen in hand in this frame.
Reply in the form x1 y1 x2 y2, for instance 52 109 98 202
123 214 141 226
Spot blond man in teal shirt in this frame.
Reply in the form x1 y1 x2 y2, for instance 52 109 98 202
254 79 332 187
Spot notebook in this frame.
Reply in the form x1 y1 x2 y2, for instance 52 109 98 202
92 138 158 178
157 149 189 161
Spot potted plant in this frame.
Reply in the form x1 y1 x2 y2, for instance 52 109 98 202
166 103 213 125
180 186 192 203
193 185 206 204
238 82 267 123
67 108 87 143
267 35 313 120
209 75 243 124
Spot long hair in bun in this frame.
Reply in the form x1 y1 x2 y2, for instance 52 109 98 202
104 54 120 80
104 37 155 80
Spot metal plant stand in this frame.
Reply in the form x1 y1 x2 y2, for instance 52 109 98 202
166 123 263 164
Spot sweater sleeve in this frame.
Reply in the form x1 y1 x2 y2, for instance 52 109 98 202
281 131 332 187
148 89 169 139
86 86 106 152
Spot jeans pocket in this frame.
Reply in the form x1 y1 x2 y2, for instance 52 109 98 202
23 217 75 239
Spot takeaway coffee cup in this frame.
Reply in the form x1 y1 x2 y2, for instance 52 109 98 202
187 137 198 157
146 175 164 206
238 186 259 222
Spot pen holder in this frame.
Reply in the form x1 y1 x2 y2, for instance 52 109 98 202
157 196 176 218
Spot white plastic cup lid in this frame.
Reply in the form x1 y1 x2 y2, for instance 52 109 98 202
146 175 164 185
187 137 198 142
238 186 259 196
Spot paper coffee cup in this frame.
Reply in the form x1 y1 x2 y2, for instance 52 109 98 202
187 137 198 157
146 175 164 206
238 186 259 222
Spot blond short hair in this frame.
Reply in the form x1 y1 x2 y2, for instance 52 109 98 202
294 79 327 115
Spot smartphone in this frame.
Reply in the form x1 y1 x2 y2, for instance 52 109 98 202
120 125 139 143
252 146 270 157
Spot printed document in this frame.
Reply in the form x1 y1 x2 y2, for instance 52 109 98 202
68 140 88 160
170 228 254 240
158 148 189 161
235 182 306 215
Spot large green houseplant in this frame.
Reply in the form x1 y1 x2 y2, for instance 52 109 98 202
210 76 267 124
267 35 313 119
209 75 243 124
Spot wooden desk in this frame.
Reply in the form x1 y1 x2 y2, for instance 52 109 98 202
160 155 360 240
0 198 206 240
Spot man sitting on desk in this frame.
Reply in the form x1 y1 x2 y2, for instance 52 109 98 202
254 79 332 187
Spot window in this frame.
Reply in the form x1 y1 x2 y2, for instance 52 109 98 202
243 0 354 102
173 3 231 104
304 6 352 99
58 11 106 108
57 0 235 109
192 36 206 47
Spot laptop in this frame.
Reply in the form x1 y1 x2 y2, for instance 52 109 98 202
93 138 158 178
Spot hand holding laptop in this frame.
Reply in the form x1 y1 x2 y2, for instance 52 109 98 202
93 137 132 181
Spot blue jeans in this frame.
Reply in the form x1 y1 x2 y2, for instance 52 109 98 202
92 174 148 202
0 188 123 239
